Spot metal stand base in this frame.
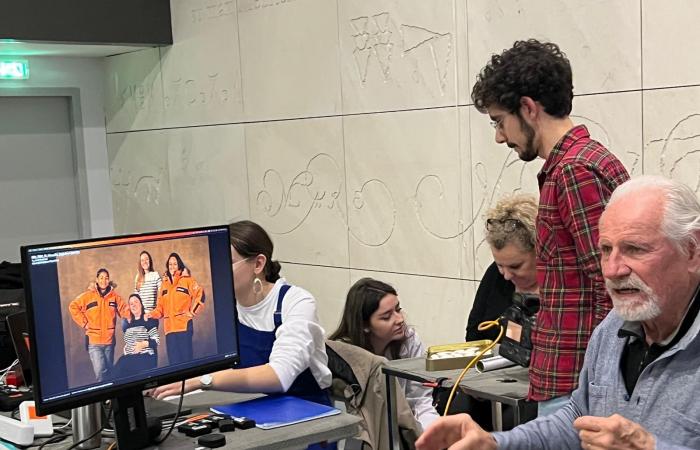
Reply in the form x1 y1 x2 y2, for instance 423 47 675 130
71 403 102 450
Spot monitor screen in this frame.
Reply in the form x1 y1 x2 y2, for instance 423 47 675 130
21 225 239 416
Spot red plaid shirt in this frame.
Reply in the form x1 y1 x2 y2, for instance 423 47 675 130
530 125 630 401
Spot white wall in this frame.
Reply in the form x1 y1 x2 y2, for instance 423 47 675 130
104 0 700 347
1 56 114 238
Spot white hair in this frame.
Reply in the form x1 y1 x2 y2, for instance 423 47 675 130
608 175 700 254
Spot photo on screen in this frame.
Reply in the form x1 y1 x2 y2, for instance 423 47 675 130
56 236 217 389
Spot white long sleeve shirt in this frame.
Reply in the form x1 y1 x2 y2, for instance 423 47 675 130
135 270 162 312
236 278 332 392
392 329 441 432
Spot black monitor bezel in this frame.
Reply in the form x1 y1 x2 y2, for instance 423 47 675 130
21 225 240 416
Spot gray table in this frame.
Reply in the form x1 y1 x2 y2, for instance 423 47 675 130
382 357 532 450
22 391 360 450
162 391 360 450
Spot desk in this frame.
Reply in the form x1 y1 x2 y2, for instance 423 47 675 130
6 392 360 450
382 357 533 450
167 391 360 450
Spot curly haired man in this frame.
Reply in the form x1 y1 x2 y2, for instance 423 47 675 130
471 39 630 415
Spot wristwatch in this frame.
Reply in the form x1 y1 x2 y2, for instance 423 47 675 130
199 374 214 390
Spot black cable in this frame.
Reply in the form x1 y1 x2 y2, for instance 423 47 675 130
153 381 186 445
63 426 102 450
35 431 70 450
64 403 113 450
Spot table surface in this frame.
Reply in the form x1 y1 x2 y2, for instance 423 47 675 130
7 391 360 450
162 391 360 450
383 357 530 405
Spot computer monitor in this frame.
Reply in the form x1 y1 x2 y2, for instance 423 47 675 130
21 225 240 449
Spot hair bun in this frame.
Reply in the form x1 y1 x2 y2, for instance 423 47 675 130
267 260 282 282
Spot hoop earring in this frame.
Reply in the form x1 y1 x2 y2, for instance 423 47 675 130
253 277 263 295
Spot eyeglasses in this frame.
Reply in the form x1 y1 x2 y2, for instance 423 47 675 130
489 116 505 130
486 218 523 232
232 256 253 267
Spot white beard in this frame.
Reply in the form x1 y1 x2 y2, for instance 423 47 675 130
606 273 661 321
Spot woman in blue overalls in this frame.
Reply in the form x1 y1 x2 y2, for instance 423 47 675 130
227 220 332 408
152 220 334 449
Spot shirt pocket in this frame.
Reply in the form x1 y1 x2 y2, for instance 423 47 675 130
587 383 609 417
536 217 558 263
661 406 700 447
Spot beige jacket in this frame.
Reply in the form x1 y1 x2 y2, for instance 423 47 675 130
326 340 421 450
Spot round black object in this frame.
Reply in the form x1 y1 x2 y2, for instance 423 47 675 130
198 433 226 448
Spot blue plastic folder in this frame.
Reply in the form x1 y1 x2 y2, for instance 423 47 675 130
210 395 340 429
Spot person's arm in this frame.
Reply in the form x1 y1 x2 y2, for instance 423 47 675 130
267 288 325 392
491 313 616 449
68 294 88 328
147 320 159 347
147 289 165 319
557 163 614 325
122 322 136 354
188 277 205 316
466 266 493 341
116 293 130 319
491 401 582 449
466 263 511 341
401 331 440 431
151 365 283 399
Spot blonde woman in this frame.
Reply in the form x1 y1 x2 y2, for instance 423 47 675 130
466 193 538 341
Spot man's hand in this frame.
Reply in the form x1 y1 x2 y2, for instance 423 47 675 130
148 378 199 400
416 414 497 450
574 414 655 450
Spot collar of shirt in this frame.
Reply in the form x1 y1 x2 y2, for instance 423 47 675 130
537 125 591 183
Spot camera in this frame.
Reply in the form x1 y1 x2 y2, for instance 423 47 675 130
498 293 539 367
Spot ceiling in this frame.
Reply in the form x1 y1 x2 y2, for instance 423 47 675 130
0 41 151 58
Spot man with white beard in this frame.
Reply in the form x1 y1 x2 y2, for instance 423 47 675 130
417 175 700 450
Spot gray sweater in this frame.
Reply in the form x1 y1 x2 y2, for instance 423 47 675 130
494 288 700 449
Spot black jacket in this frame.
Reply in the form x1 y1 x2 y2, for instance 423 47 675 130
466 262 514 341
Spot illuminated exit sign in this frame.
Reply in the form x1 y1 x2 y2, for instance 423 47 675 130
0 60 29 80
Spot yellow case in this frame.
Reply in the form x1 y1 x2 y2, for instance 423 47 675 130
425 340 493 371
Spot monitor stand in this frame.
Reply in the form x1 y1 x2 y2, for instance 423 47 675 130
112 391 150 450
72 403 102 450
71 394 191 450
143 395 192 420
111 391 191 450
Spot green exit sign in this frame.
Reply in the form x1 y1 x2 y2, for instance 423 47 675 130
0 60 29 80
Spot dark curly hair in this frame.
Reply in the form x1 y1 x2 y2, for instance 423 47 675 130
471 39 573 117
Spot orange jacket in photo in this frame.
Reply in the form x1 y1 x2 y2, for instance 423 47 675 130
149 271 205 334
69 287 130 345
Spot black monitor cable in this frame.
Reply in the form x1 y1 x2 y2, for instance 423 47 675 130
63 402 112 450
152 380 186 445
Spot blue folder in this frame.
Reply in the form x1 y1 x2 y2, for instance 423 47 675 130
210 395 340 429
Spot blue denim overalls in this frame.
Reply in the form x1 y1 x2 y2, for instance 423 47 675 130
237 284 335 449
